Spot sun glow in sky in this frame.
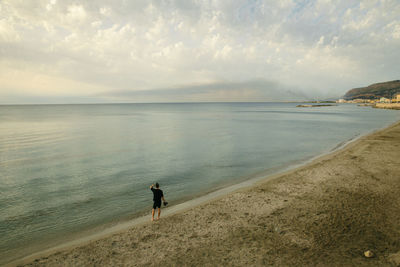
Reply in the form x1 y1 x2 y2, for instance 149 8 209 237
1 0 399 103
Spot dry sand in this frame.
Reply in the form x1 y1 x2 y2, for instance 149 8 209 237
9 122 400 266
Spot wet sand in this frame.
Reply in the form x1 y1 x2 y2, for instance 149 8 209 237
10 121 400 266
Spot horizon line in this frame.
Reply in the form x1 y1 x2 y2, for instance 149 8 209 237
0 100 339 106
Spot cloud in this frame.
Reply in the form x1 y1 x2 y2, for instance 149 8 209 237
100 80 312 103
0 0 399 103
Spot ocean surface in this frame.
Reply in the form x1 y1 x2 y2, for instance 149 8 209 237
1 102 399 263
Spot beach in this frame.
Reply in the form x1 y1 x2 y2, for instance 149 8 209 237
9 121 400 266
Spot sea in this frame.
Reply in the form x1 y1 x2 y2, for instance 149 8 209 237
1 102 399 264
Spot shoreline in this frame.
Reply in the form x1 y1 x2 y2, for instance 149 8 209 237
2 123 366 266
6 120 400 266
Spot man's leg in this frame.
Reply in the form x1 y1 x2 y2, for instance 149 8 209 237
157 207 161 219
151 208 155 221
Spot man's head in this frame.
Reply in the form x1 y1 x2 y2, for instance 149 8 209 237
155 183 160 188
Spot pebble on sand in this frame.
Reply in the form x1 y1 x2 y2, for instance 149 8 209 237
364 250 374 258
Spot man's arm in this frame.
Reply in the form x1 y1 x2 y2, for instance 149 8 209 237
150 184 154 190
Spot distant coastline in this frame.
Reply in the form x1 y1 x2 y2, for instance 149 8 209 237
296 104 337 107
374 103 400 110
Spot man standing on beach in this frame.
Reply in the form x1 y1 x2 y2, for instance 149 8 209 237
150 183 167 221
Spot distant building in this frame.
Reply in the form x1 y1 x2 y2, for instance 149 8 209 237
396 93 400 102
337 99 346 103
353 99 368 103
380 97 391 103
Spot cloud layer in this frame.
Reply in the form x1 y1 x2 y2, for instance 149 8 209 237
1 0 399 103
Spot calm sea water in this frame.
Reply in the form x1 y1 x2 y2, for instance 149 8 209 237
1 103 399 263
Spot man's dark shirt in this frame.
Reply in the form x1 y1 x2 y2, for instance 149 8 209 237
151 187 163 202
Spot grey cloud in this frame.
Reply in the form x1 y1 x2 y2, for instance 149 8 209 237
99 79 315 102
1 0 399 104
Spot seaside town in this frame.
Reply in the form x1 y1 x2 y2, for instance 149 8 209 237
296 80 400 109
333 80 400 110
337 93 400 110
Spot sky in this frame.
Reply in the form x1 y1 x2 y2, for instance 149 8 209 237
1 0 399 104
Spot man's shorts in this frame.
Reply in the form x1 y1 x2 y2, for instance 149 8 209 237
153 201 161 209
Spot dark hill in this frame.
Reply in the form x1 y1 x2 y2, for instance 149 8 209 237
344 80 400 100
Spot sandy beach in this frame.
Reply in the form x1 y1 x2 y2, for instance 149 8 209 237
9 121 400 266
